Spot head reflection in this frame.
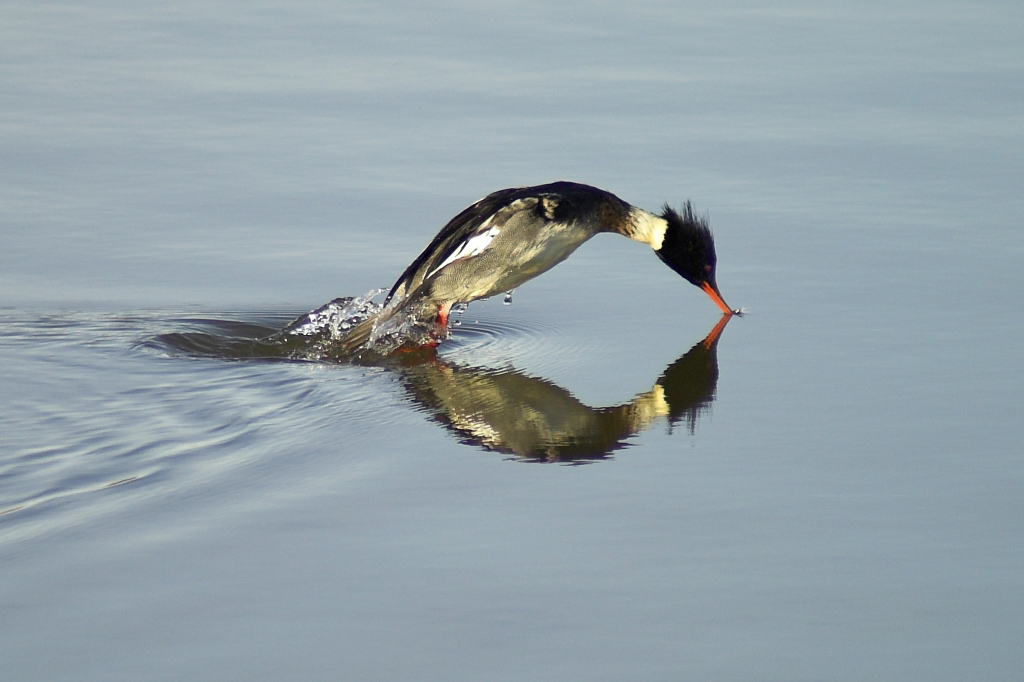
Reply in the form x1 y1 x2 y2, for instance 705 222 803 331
395 315 730 462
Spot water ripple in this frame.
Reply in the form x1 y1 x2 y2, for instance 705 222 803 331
2 301 677 547
0 309 402 549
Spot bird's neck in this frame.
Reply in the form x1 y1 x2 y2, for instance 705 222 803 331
623 207 668 250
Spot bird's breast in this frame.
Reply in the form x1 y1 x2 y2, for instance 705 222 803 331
515 221 594 276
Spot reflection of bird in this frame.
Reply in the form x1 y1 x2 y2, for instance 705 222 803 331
396 314 731 462
344 181 734 351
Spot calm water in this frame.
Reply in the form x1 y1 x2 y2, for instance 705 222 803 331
3 1 1023 680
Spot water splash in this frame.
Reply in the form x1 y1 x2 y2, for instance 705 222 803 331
503 289 515 305
281 289 386 339
268 289 450 360
148 291 465 363
270 289 409 360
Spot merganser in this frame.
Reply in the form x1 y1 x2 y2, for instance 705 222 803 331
343 181 734 352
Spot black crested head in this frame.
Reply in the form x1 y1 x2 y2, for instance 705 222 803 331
655 202 734 315
655 202 717 288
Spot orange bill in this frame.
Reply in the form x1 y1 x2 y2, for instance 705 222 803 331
701 311 733 349
700 281 734 315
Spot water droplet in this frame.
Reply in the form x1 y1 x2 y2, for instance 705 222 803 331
451 302 469 316
503 289 515 305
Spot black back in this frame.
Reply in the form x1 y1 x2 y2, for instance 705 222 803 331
385 182 628 305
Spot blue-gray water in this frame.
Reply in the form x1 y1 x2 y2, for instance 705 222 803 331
3 1 1023 680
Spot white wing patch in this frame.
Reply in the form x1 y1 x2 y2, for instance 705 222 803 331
427 224 501 279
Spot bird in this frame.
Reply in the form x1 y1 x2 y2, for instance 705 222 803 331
342 181 735 352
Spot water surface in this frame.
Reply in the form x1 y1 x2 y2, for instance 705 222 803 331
2 1 1023 680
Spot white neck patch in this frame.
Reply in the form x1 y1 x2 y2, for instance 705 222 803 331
627 208 668 250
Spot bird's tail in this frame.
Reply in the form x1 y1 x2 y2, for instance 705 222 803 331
341 294 445 356
338 310 382 355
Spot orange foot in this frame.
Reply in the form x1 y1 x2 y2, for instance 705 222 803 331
429 303 452 342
